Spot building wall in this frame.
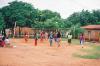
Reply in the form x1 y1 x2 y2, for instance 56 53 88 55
84 29 100 41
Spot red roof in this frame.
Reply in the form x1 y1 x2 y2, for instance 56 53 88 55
81 25 100 30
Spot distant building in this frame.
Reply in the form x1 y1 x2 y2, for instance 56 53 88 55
81 25 100 41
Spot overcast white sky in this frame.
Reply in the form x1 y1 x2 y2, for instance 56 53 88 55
0 0 100 18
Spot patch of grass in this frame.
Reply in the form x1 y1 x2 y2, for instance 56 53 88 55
62 38 100 59
62 38 96 45
61 38 67 41
62 38 80 45
73 45 100 59
72 39 80 45
74 53 100 59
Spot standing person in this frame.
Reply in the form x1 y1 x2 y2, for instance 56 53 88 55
40 31 43 42
67 33 72 45
80 33 85 48
0 34 2 47
53 32 57 43
48 32 53 46
56 31 61 47
45 32 48 40
0 34 5 47
2 35 6 47
34 32 39 46
65 32 69 38
4 37 10 47
24 33 28 43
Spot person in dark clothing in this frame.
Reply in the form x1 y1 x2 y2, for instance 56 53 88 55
53 32 57 42
56 32 61 47
2 36 6 41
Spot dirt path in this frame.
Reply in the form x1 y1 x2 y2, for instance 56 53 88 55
0 39 100 66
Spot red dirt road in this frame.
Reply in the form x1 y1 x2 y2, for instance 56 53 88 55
0 39 100 66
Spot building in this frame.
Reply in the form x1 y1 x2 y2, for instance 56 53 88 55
81 25 100 41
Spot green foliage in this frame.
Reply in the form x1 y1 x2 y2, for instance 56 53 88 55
69 24 85 38
66 9 100 26
44 17 65 29
1 1 37 28
0 12 4 30
44 19 59 29
41 10 61 20
32 16 64 29
1 1 62 29
63 20 72 28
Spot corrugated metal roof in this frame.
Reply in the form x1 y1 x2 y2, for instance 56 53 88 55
81 25 100 30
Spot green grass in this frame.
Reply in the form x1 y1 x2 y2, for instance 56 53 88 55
73 45 100 59
74 53 100 59
62 38 96 45
62 38 80 45
62 38 93 45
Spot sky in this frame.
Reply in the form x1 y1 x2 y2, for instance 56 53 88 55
0 0 100 18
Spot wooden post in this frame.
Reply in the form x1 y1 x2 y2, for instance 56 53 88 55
13 22 16 38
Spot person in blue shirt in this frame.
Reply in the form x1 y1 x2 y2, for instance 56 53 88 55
48 32 54 46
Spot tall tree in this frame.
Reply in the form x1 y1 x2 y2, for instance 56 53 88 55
93 10 100 23
1 1 38 36
0 12 4 30
1 1 37 28
0 12 6 35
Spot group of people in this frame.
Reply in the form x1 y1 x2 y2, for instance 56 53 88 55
0 34 11 47
33 31 85 48
33 31 62 47
48 31 61 47
0 31 85 48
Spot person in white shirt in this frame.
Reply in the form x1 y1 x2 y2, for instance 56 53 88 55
5 37 10 47
67 33 72 45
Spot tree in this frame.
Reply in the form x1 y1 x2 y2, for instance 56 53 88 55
66 9 100 26
1 1 38 37
63 19 72 28
93 10 100 23
0 12 4 30
41 10 61 20
70 23 85 38
43 16 64 29
0 12 6 35
1 1 37 28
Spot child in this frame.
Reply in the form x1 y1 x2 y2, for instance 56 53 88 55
67 33 72 45
40 31 43 42
49 32 53 46
34 32 39 46
4 37 10 47
24 33 28 43
54 32 57 43
0 35 5 47
45 32 48 40
80 33 85 48
56 32 61 47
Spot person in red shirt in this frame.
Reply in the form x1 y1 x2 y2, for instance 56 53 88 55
34 32 39 46
0 35 5 47
40 31 43 42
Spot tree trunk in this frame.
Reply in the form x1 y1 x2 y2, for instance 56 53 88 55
2 27 6 37
19 27 21 38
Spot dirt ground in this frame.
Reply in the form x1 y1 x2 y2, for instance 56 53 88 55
0 38 100 66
